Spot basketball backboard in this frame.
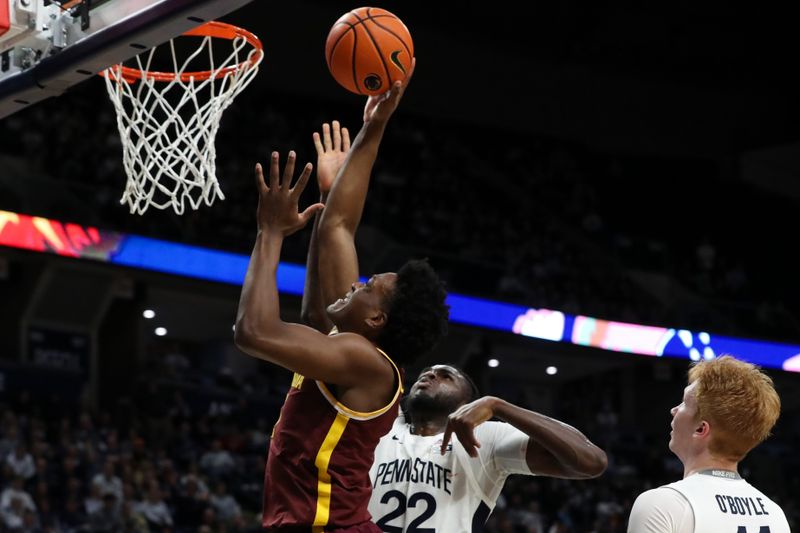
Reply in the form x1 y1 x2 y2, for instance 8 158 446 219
0 0 254 119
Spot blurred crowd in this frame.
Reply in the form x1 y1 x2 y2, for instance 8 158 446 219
1 344 798 533
0 79 798 342
0 376 276 532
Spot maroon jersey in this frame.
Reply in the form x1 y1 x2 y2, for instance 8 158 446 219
262 347 403 531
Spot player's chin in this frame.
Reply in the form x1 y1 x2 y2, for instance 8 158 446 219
327 299 347 315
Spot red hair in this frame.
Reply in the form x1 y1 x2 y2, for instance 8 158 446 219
689 355 781 462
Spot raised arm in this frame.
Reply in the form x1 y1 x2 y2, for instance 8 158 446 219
300 121 350 333
441 396 608 479
317 60 415 307
234 152 386 385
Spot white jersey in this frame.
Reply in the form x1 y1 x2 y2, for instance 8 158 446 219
628 470 790 533
368 414 532 532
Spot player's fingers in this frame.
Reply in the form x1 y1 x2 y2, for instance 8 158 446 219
268 152 280 190
458 428 481 458
255 163 267 192
395 58 415 97
282 151 297 189
312 132 323 155
388 81 404 105
299 202 325 223
458 430 480 457
405 57 416 84
342 127 351 152
291 163 314 197
322 123 332 151
441 425 453 455
332 121 341 151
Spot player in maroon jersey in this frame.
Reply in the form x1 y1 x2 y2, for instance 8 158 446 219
235 61 449 532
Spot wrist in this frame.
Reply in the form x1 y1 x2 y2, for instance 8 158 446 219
364 117 389 132
258 227 285 240
487 396 506 416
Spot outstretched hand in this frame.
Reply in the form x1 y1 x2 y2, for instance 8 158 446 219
363 57 416 124
312 121 351 194
440 396 498 458
255 151 324 236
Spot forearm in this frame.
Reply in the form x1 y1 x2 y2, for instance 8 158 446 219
300 194 333 333
320 119 388 235
491 398 607 477
235 230 284 341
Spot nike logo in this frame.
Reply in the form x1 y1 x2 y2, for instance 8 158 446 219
392 435 400 441
390 51 406 75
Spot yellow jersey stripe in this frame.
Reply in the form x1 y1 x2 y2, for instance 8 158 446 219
312 412 349 527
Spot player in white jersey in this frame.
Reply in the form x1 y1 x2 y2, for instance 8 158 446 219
628 355 790 533
368 364 608 531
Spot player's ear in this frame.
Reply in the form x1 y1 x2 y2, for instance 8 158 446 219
695 420 710 438
365 309 387 330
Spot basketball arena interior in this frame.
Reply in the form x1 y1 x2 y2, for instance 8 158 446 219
0 1 799 531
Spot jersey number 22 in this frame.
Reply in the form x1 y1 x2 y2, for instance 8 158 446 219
375 490 436 532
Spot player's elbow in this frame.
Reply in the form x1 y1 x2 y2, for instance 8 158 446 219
233 321 263 356
233 323 252 352
580 447 608 479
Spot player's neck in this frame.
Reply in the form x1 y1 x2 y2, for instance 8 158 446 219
682 452 739 479
408 416 448 436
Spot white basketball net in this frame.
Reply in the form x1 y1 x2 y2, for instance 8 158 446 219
103 29 263 215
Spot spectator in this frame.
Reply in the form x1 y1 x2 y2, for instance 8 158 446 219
1 496 29 530
209 481 241 524
88 492 123 532
515 500 545 532
84 483 104 516
121 500 149 533
91 458 123 502
5 443 35 480
180 468 210 498
1 477 36 515
0 424 19 460
173 476 208 529
199 440 235 480
135 483 172 529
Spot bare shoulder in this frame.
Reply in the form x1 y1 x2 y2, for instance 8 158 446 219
327 332 397 383
327 333 399 412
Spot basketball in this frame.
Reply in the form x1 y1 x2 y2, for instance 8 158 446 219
325 7 414 96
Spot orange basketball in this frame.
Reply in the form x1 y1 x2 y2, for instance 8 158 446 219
325 7 414 96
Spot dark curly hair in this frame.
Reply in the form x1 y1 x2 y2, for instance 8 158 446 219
377 259 449 366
